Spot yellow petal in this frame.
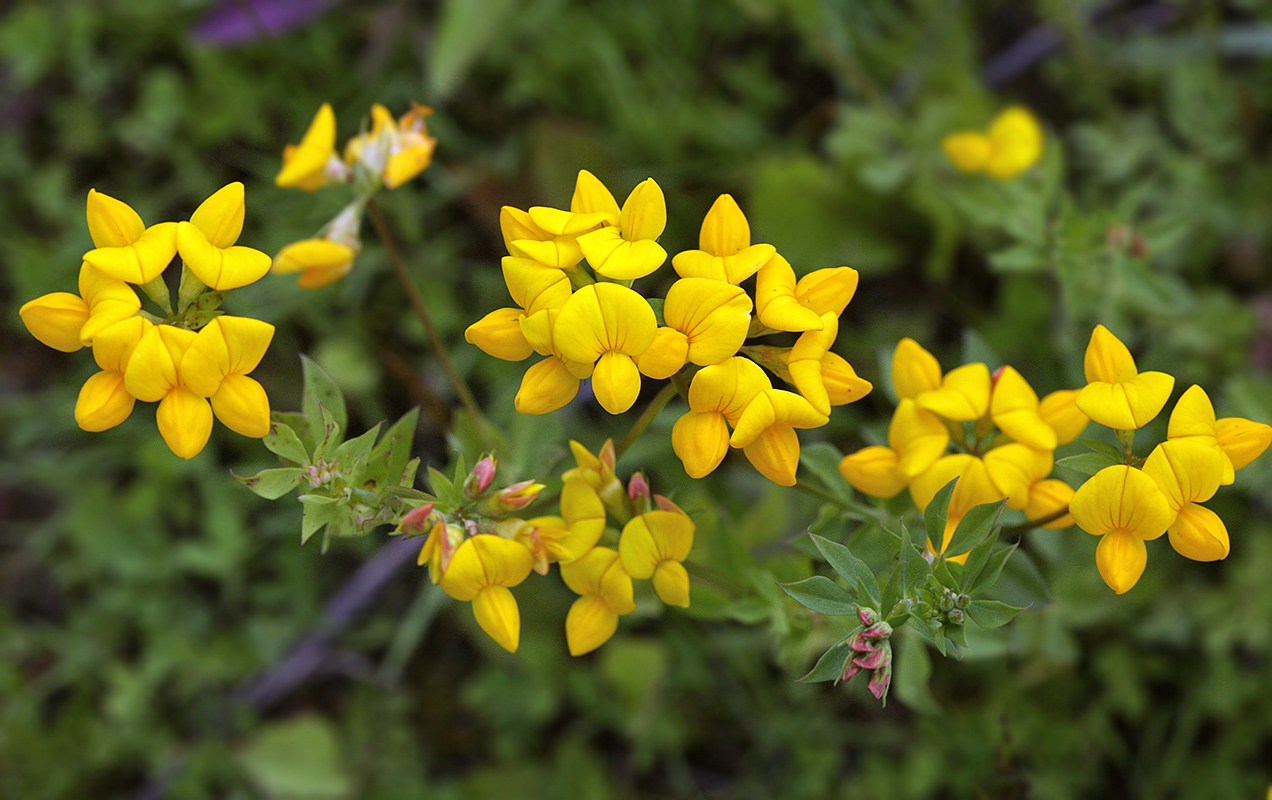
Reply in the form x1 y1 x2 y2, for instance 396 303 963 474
672 410 731 479
990 366 1056 450
78 266 141 345
1167 503 1230 562
156 387 214 459
466 307 533 361
500 206 550 251
697 193 751 256
619 510 693 578
272 239 356 288
889 399 950 478
177 221 272 291
917 362 991 421
90 316 152 373
754 254 823 332
19 292 89 352
634 327 689 380
984 442 1053 510
1083 325 1138 384
591 351 642 414
559 477 607 557
211 374 271 438
794 267 859 317
384 141 436 189
580 232 668 280
729 389 828 448
838 446 907 498
565 594 619 656
276 104 337 188
190 182 246 248
1039 389 1089 445
1077 371 1175 430
75 371 135 432
820 353 873 406
500 256 573 314
1215 417 1272 471
181 315 275 397
742 425 803 486
986 107 1044 180
942 132 991 173
619 178 667 242
124 325 197 402
1142 439 1225 510
508 236 584 270
1095 529 1147 594
1023 478 1075 529
82 222 179 285
569 169 621 220
909 454 1001 517
664 277 752 366
472 585 522 652
787 314 839 416
515 356 580 415
891 338 942 400
686 356 771 423
652 561 690 607
85 189 144 247
1069 465 1175 541
554 283 656 363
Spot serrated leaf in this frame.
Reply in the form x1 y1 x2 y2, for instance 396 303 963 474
942 498 1006 558
301 354 347 441
810 533 881 608
233 467 304 500
777 576 858 616
923 479 957 550
1055 452 1120 478
263 421 310 465
797 641 852 684
965 599 1025 629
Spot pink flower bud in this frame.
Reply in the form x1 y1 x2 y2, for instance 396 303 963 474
628 472 650 503
862 621 893 640
841 659 861 683
867 663 892 701
398 503 436 535
849 632 876 652
653 494 685 514
463 455 498 498
487 479 544 513
856 607 879 627
853 647 888 671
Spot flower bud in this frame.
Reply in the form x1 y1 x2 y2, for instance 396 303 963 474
947 608 965 625
861 621 893 640
398 502 436 535
856 606 880 627
841 657 861 683
627 472 651 514
486 479 544 513
867 662 892 701
464 455 498 498
852 646 889 671
848 631 876 653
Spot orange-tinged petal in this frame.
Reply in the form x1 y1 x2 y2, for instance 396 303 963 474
83 221 178 285
566 594 619 656
838 446 907 498
990 366 1056 450
466 307 533 361
85 189 144 248
156 387 214 459
1168 503 1229 562
664 278 752 366
1095 529 1147 594
1215 417 1272 471
591 351 642 414
75 371 135 432
917 362 990 421
211 374 271 438
635 327 689 380
276 104 336 188
515 356 580 415
1040 389 1089 445
672 410 731 478
1142 439 1224 510
472 585 521 652
190 182 246 249
1083 325 1139 384
1069 465 1175 541
891 338 941 400
19 292 89 352
652 561 690 607
942 132 991 173
124 325 197 402
755 254 823 332
1023 478 1075 529
794 267 859 317
889 399 950 478
1077 371 1175 430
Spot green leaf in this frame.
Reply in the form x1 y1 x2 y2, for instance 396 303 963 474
262 420 310 465
923 479 957 551
333 421 384 472
273 411 312 452
301 354 346 443
797 641 852 684
1055 452 1121 478
988 242 1046 273
942 498 1006 558
777 576 858 616
898 521 933 598
312 403 342 461
233 467 304 500
427 466 460 507
366 407 420 488
893 629 938 713
238 715 352 799
962 540 1017 596
299 494 340 545
799 442 856 505
810 533 881 608
965 599 1025 629
1080 438 1125 461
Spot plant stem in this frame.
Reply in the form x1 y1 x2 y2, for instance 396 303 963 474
1001 505 1070 537
791 478 879 521
366 198 494 446
616 381 679 458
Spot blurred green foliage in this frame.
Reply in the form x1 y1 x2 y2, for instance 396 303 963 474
3 0 1272 797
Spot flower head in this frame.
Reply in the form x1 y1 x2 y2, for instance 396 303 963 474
1076 325 1174 430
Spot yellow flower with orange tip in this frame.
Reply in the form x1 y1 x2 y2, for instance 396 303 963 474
635 277 752 379
671 193 775 284
1167 384 1271 483
1076 324 1174 431
619 509 694 608
272 238 358 289
275 103 346 191
438 534 535 653
181 315 275 438
513 475 608 574
1142 439 1230 562
75 316 151 432
124 325 212 460
552 283 657 414
562 439 627 513
576 178 668 280
671 357 771 479
177 183 273 291
728 388 829 486
19 264 141 353
560 546 636 656
344 103 438 190
81 189 179 286
416 519 464 585
1069 465 1176 594
990 366 1057 451
942 106 1045 181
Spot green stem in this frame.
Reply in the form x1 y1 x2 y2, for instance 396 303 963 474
615 381 679 458
367 198 495 448
791 477 879 521
1001 505 1070 537
139 272 174 316
1116 428 1137 463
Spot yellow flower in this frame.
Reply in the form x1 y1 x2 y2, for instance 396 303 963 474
909 454 1003 558
514 475 606 574
671 193 775 284
438 534 534 652
889 398 950 479
344 103 437 189
942 107 1044 180
81 189 178 285
124 325 212 459
20 291 90 353
181 315 275 438
728 389 829 486
915 362 991 422
785 313 872 415
671 357 771 479
562 439 626 512
501 205 584 269
576 178 668 280
838 446 907 499
635 277 752 379
1069 465 1175 594
466 307 536 362
619 509 694 608
527 169 620 239
512 308 594 415
1022 478 1075 529
1039 388 1089 445
891 338 941 400
1141 439 1229 562
983 442 1053 510
275 103 347 191
560 546 635 656
176 183 272 291
1075 325 1174 430
75 316 152 432
1167 384 1271 482
754 254 824 332
989 366 1057 450
272 239 358 288
552 283 657 414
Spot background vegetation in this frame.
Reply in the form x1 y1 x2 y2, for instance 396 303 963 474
3 0 1272 797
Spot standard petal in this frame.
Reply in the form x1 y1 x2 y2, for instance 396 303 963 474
697 193 750 256
156 387 214 459
83 222 179 285
664 278 752 366
984 442 1053 510
794 267 859 317
619 178 667 242
177 221 271 290
1069 465 1175 541
889 399 950 479
85 189 145 248
1023 478 1075 529
19 292 89 352
569 169 621 220
75 371 135 432
275 104 337 188
211 374 271 438
1039 389 1089 445
687 356 771 422
891 338 942 400
1095 529 1147 594
990 366 1056 450
1142 439 1224 509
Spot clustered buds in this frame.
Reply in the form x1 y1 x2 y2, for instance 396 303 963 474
398 440 695 655
840 607 895 701
19 186 275 458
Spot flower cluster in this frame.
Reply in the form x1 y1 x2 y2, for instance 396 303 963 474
402 440 694 655
272 102 438 287
839 337 1085 559
1067 326 1271 593
19 186 275 459
942 106 1044 180
841 607 894 701
465 170 873 486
